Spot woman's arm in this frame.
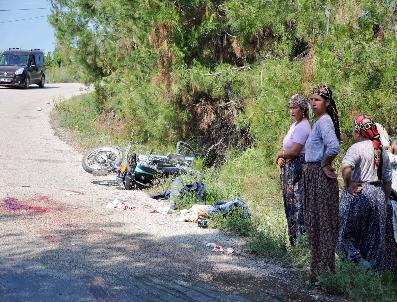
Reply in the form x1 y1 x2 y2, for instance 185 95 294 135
276 143 303 160
342 165 352 189
319 117 340 178
342 165 362 194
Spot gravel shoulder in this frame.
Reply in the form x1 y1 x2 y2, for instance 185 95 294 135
0 84 344 301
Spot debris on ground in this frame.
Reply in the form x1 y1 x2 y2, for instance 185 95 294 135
151 181 205 201
106 199 136 210
176 199 251 222
209 199 251 219
150 206 171 214
197 218 208 228
206 243 235 254
206 243 224 252
176 204 210 222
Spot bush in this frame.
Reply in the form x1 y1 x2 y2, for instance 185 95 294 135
318 260 397 302
209 207 254 237
46 66 81 83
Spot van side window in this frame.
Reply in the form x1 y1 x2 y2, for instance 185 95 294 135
29 55 36 66
34 54 42 65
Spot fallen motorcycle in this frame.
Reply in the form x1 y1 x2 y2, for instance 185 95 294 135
82 141 197 189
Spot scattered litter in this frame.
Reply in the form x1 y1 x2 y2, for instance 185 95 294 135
73 206 78 209
150 206 172 214
151 181 205 201
106 199 136 210
36 107 42 111
198 218 208 228
206 242 224 252
176 205 210 222
176 199 250 223
206 243 235 254
209 198 251 219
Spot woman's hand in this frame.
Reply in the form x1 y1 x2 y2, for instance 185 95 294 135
275 150 284 165
322 164 337 179
277 157 286 168
347 182 363 195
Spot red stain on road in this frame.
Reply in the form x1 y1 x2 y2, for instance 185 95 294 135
2 196 49 213
2 197 24 211
1 194 89 247
27 206 49 213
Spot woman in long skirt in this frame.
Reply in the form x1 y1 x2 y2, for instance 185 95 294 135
337 115 392 269
304 84 340 282
276 94 311 246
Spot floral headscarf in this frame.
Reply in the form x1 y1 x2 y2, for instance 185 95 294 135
354 114 382 172
312 84 332 101
289 94 308 115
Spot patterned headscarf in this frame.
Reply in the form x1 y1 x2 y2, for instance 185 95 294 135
289 94 308 116
312 83 332 101
354 114 383 174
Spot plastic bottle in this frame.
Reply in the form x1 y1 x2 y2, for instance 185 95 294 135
170 176 182 208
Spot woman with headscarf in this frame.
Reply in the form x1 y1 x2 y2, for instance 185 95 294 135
337 115 392 270
304 84 340 282
276 94 311 246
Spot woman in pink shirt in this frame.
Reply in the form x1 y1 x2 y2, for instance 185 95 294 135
276 94 311 246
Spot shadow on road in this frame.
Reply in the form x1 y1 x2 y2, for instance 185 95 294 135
0 202 339 302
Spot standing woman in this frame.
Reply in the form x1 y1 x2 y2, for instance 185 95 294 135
304 84 340 282
276 94 311 246
337 115 391 269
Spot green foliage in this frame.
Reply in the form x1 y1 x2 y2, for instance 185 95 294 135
53 92 113 147
318 260 397 302
175 191 200 210
49 0 397 143
46 66 81 83
248 228 288 258
209 207 254 237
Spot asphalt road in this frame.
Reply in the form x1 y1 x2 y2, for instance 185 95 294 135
0 84 341 302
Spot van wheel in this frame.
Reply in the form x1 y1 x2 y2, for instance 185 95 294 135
24 76 30 89
38 74 45 88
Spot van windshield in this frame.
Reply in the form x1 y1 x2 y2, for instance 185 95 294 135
0 54 29 66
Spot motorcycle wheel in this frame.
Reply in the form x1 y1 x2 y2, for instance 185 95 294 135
82 146 122 174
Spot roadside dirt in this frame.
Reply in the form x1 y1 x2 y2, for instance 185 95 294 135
0 84 345 301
